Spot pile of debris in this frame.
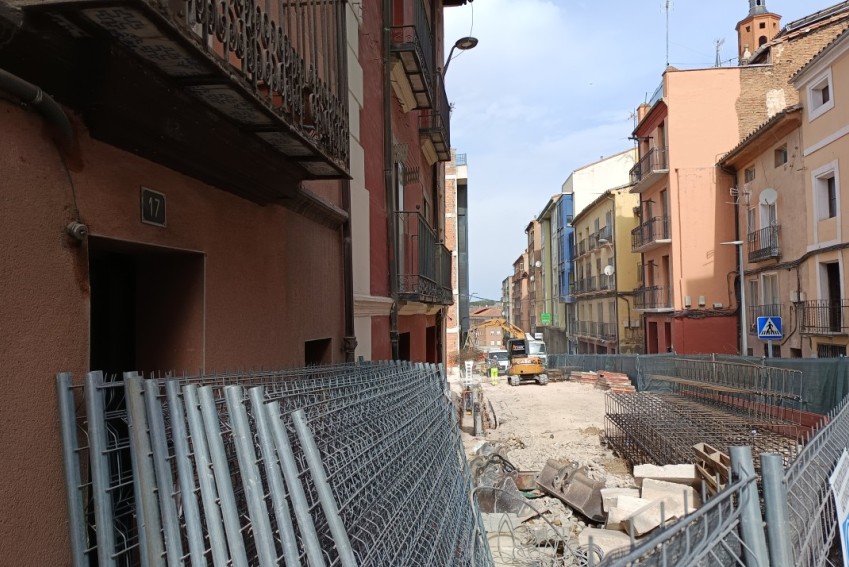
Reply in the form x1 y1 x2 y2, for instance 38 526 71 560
571 371 600 384
595 371 636 393
470 442 704 564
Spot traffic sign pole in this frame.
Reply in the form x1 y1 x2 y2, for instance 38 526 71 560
767 339 772 358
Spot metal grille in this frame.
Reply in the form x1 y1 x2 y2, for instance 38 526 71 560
785 393 849 567
57 362 492 567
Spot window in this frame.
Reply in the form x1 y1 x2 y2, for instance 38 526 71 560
813 163 839 222
762 273 779 308
744 167 756 183
774 145 787 167
817 344 847 358
808 70 834 120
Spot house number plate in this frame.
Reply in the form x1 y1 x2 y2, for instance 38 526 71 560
141 187 166 227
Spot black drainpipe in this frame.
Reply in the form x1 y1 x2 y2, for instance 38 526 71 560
0 67 77 159
383 0 399 359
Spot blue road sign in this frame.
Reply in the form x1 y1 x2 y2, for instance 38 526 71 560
757 316 783 340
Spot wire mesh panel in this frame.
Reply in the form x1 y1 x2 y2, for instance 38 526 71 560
598 472 759 567
785 394 849 567
57 362 492 567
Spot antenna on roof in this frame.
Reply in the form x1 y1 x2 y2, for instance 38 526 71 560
715 38 725 67
663 0 673 66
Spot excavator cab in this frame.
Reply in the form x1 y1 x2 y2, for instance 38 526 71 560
506 338 547 386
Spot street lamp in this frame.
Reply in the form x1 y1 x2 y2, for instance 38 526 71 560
444 36 479 74
721 241 747 356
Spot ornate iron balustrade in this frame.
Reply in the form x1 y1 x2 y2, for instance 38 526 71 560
27 0 352 177
629 146 668 185
597 225 612 244
631 216 670 251
419 73 450 161
578 239 587 256
747 303 782 335
390 0 435 109
800 299 849 335
396 211 452 305
747 225 780 262
634 285 672 310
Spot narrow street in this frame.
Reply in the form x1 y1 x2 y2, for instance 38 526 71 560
451 370 637 563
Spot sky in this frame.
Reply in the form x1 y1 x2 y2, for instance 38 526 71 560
443 0 826 302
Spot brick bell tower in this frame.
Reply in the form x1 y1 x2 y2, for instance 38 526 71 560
736 0 781 63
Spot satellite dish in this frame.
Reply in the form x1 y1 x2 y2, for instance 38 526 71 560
603 265 615 276
759 188 778 205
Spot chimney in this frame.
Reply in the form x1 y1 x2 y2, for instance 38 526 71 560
636 103 651 123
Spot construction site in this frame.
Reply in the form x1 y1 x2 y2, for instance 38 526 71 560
53 352 849 567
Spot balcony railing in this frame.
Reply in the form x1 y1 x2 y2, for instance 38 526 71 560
800 299 849 335
576 321 615 340
748 225 781 262
631 216 671 252
747 304 783 335
419 74 451 161
390 0 435 109
396 211 452 305
597 225 612 245
7 0 351 200
634 286 673 311
629 147 669 187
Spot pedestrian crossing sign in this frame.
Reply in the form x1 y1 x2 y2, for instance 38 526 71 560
756 316 783 340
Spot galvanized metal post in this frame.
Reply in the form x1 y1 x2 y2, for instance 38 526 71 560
761 453 795 567
124 374 163 567
198 385 249 567
84 371 117 567
56 373 88 567
266 401 326 567
164 380 207 567
224 385 277 567
182 385 231 566
292 408 358 567
730 446 769 567
143 379 184 565
249 387 302 567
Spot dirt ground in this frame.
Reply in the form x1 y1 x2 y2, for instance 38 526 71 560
455 372 633 487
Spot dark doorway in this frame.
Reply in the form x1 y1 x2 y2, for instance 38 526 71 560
826 263 842 332
664 322 672 353
398 332 411 361
305 338 331 366
425 325 437 363
89 239 204 376
647 322 659 354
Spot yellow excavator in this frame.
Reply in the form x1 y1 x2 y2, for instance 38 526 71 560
469 318 548 386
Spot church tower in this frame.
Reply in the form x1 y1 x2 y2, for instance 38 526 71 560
736 0 781 64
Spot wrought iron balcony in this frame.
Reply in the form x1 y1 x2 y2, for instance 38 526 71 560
396 211 452 305
578 239 588 256
634 286 673 311
419 74 451 161
4 0 350 201
597 225 613 245
631 216 671 252
576 321 615 340
629 147 669 191
390 0 435 109
800 299 849 335
748 225 780 262
747 304 783 335
599 273 614 291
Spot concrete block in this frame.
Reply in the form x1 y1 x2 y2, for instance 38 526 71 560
578 528 634 557
600 487 640 512
633 463 698 487
605 496 652 531
640 478 701 517
620 499 676 536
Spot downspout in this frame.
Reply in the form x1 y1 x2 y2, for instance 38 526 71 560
383 0 400 359
339 2 357 362
608 194 620 353
720 162 743 349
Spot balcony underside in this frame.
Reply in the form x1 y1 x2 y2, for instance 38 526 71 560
390 43 434 110
630 169 668 194
3 0 350 204
633 238 671 253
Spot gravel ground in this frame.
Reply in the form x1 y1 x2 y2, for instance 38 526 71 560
450 370 637 564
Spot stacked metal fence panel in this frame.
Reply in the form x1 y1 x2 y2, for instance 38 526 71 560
57 362 492 567
784 393 849 567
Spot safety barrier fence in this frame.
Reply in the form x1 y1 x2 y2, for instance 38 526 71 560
57 361 492 567
551 352 849 567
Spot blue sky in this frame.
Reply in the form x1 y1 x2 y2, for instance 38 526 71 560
444 0 825 302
